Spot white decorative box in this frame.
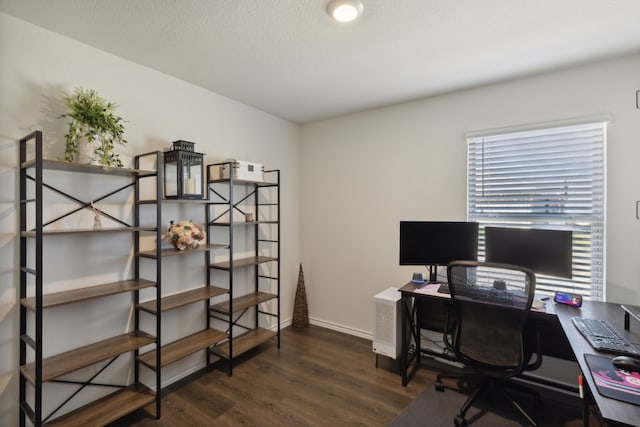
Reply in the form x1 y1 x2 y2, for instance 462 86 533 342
220 159 264 182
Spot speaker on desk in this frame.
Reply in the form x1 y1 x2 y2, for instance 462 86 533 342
373 287 402 359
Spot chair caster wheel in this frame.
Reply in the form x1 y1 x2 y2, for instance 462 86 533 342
454 414 467 427
435 381 445 392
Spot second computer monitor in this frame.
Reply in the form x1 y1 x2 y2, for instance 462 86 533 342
399 221 479 282
484 226 573 279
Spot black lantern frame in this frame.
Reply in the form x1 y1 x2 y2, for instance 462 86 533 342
164 140 204 199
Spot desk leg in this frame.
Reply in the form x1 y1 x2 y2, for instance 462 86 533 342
401 294 408 386
625 312 630 331
414 302 421 366
401 295 420 386
583 385 590 427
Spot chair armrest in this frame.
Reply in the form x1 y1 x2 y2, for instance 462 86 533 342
525 327 543 371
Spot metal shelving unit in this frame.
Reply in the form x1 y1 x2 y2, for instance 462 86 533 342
206 163 281 374
134 176 230 379
18 131 162 426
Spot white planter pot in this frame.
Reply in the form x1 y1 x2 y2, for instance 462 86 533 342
75 137 99 165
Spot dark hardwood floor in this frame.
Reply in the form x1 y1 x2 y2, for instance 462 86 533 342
114 325 590 426
114 325 433 426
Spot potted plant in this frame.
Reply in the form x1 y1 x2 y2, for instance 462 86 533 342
61 87 127 168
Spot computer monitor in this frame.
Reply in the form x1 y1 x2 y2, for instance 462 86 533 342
484 226 573 279
399 221 479 282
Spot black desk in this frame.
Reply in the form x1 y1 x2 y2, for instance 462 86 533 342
555 301 640 426
399 282 640 426
398 281 572 387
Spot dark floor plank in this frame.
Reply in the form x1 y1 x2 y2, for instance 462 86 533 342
112 325 589 426
112 325 429 426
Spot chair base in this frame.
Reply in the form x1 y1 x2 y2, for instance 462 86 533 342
435 374 539 427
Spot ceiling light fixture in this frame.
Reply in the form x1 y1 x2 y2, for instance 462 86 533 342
327 0 363 23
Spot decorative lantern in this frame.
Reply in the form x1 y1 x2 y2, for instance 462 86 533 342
164 140 204 199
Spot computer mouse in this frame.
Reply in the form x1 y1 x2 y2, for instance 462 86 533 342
611 355 640 373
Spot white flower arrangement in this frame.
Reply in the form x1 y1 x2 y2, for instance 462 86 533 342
167 220 206 250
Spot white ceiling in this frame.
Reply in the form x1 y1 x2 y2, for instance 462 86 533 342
2 0 640 124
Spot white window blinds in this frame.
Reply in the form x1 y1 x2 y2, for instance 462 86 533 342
467 122 606 300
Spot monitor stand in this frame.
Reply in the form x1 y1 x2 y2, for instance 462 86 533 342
427 265 438 284
427 265 450 294
427 264 447 285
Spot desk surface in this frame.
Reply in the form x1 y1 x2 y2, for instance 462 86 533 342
399 281 558 317
554 301 640 427
400 282 640 425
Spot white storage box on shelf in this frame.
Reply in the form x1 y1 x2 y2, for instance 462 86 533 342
215 159 264 182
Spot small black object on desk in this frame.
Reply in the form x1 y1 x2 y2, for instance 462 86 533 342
622 304 640 330
437 283 450 294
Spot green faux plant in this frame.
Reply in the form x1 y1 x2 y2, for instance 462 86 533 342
61 87 127 168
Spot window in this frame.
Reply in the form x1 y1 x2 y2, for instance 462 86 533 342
467 121 606 300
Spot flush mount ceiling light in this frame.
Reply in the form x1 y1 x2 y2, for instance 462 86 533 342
327 0 363 23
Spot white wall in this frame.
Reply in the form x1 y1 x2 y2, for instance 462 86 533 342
300 53 640 336
3 8 640 425
0 13 300 425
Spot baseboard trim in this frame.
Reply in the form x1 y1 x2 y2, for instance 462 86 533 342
157 362 206 391
309 317 372 340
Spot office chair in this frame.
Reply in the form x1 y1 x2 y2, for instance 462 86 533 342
436 260 542 427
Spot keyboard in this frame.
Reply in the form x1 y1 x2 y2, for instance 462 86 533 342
572 317 640 356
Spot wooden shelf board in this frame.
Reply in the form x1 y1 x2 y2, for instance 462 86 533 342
209 291 277 315
138 286 227 314
210 256 278 270
21 279 156 311
46 383 155 427
21 226 156 237
20 331 155 384
21 158 155 177
212 328 276 359
138 243 227 259
138 329 228 370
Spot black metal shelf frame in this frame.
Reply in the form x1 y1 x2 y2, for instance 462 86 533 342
18 130 162 426
206 162 281 375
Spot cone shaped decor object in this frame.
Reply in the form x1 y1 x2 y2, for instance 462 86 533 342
292 264 309 328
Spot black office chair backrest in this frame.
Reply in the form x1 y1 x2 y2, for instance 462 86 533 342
446 260 538 377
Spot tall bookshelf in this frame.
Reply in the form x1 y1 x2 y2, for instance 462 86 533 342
18 131 161 426
207 162 280 374
135 206 228 374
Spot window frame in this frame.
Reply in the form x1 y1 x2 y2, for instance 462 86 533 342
466 120 607 300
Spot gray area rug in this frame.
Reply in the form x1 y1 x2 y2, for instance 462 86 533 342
390 385 583 427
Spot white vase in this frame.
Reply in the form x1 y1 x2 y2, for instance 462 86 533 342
75 137 99 165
